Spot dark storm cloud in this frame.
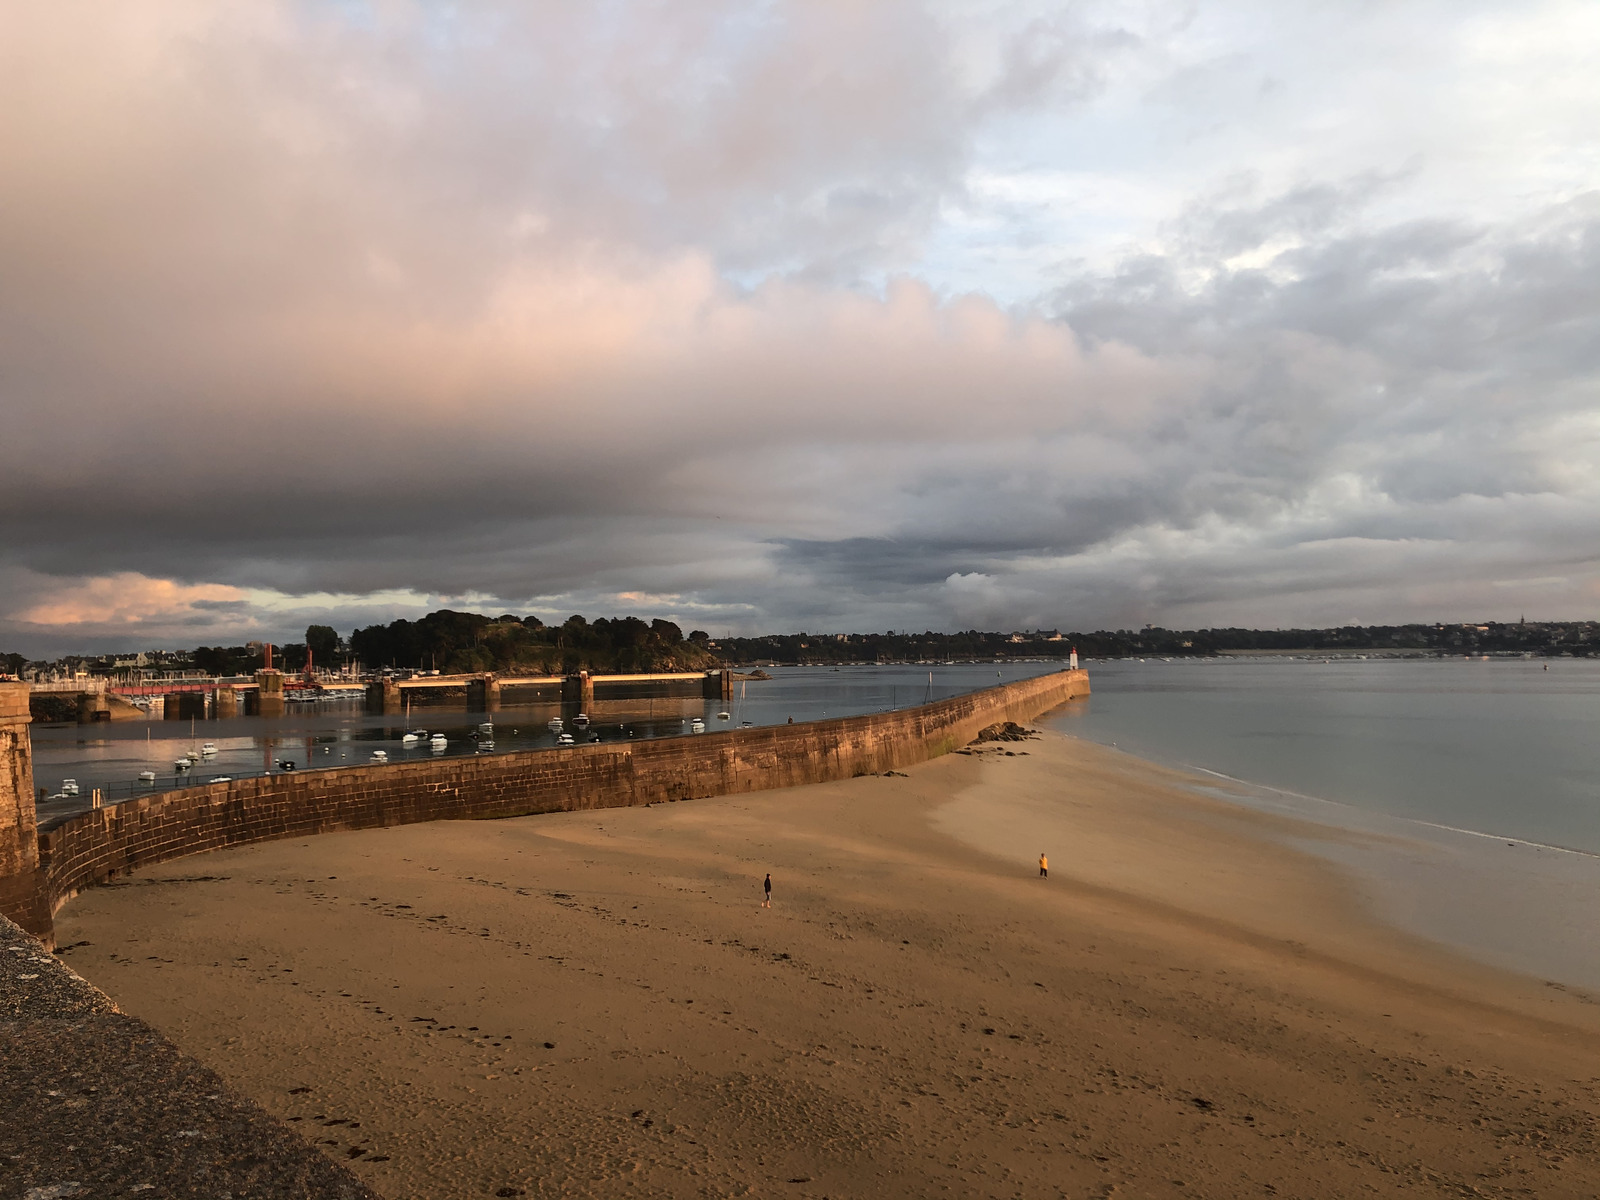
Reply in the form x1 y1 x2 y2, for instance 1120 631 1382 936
1 2 1597 654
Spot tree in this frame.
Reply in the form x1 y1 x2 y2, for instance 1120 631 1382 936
194 646 230 676
305 625 340 664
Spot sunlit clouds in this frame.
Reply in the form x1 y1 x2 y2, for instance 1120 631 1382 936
2 1 1598 654
13 574 249 630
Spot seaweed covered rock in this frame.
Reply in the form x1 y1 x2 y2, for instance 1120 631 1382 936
972 721 1036 744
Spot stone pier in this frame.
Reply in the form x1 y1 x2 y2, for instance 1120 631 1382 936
164 692 206 721
255 669 285 718
364 678 403 714
703 669 732 701
466 674 502 712
75 691 112 723
211 686 238 719
0 681 49 943
562 671 595 708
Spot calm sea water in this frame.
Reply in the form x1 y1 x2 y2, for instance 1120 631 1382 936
1050 656 1600 851
29 660 1060 824
1047 656 1600 989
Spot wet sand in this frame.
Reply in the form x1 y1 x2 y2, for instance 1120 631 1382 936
54 731 1600 1198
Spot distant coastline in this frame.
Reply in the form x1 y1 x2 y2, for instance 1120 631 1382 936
6 613 1595 691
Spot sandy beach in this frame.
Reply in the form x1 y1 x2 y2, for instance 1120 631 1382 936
54 730 1600 1199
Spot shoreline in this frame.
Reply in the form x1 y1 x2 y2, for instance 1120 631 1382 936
55 726 1600 1197
1045 727 1600 995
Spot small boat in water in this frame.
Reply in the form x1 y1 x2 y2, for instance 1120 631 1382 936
137 770 157 783
200 743 218 757
548 716 564 731
208 776 233 783
478 721 494 734
370 750 389 763
690 719 706 734
556 732 574 745
401 732 421 744
573 713 590 728
60 779 79 796
477 739 494 750
174 757 193 771
430 734 448 749
717 711 730 720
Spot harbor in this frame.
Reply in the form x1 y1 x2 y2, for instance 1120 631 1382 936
27 661 1065 823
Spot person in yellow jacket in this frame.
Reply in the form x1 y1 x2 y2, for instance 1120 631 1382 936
1039 852 1048 879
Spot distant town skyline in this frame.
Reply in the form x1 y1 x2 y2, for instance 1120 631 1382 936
3 1 1597 657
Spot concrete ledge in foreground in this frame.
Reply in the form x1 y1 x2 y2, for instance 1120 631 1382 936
0 913 381 1200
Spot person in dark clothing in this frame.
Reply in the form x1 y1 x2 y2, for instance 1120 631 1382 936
762 873 772 908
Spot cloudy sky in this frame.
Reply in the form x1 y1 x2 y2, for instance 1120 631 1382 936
3 0 1598 655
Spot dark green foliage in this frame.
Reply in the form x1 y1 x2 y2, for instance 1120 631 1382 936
192 645 265 676
709 621 1600 664
304 625 340 664
347 610 718 674
15 617 1599 682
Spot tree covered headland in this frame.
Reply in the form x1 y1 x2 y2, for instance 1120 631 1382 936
5 616 1597 682
712 620 1600 664
349 611 718 675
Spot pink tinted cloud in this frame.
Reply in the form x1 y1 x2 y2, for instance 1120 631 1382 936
16 574 247 629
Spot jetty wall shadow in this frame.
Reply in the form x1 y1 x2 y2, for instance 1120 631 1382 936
8 670 1088 941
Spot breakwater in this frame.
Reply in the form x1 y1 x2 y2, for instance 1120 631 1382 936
1 670 1088 945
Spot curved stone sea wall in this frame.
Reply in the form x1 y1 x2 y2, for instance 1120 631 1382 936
8 669 1088 940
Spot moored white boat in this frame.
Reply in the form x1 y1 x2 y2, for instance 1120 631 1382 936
556 732 574 745
137 770 157 783
430 734 448 749
174 757 193 770
200 743 218 756
370 750 389 762
60 779 79 795
690 719 706 733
